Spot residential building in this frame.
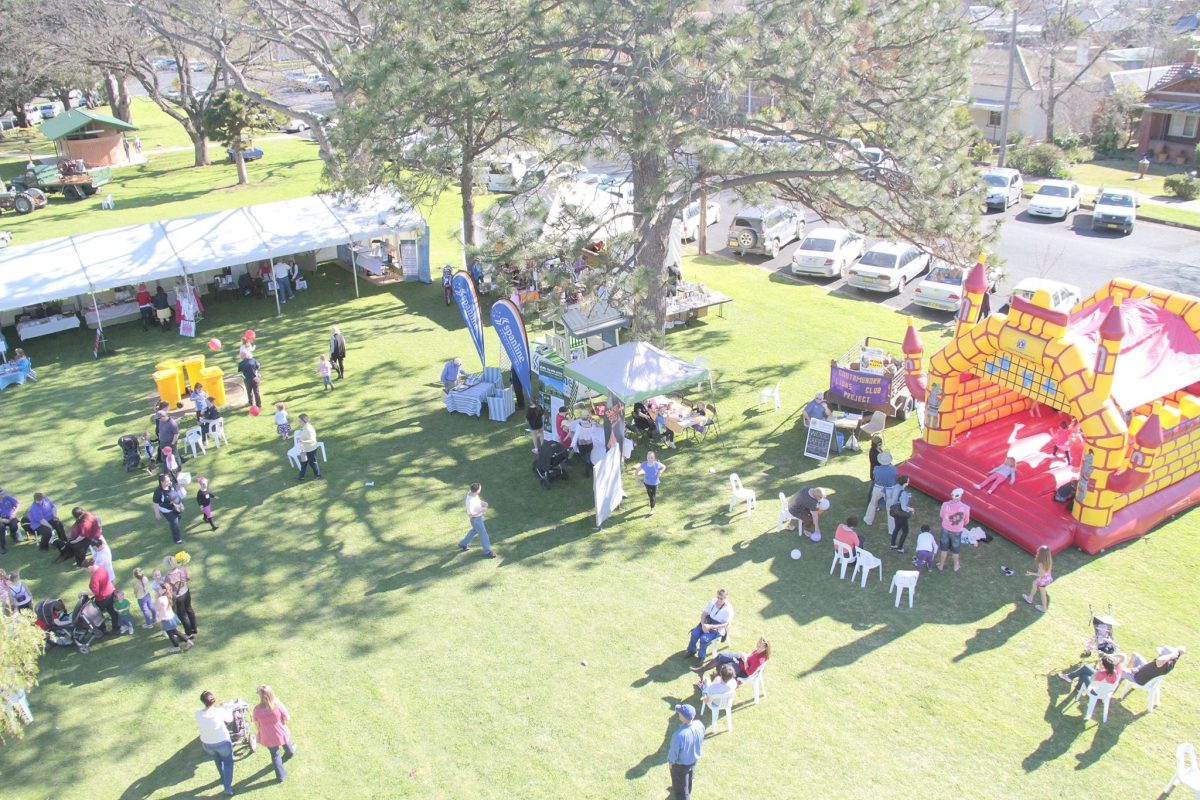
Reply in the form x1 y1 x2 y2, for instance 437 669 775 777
1135 49 1200 163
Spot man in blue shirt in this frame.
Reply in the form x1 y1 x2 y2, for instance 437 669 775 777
0 489 19 552
441 357 463 394
863 451 898 527
802 392 831 426
26 492 65 551
667 703 705 800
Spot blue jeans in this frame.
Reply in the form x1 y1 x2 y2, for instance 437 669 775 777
688 625 722 659
459 516 492 554
275 275 293 301
267 743 295 781
201 739 234 794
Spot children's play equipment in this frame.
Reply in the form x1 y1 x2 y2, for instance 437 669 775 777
901 261 1200 554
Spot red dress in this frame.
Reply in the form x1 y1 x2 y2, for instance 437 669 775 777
252 702 292 748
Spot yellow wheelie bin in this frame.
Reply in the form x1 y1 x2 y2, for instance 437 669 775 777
199 366 227 406
154 369 184 408
182 354 207 388
154 359 186 397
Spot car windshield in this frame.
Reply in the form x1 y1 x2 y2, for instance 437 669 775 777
1098 193 1134 207
858 251 898 269
488 163 513 176
1036 185 1069 198
983 174 1008 188
926 266 962 285
798 237 836 252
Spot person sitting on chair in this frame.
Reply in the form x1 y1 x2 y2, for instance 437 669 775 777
834 515 863 556
632 401 656 437
653 406 676 449
690 403 709 434
1124 645 1185 687
691 637 771 679
786 486 829 539
802 392 831 427
685 588 733 660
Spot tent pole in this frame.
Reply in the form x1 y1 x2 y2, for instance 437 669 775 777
270 257 281 316
350 247 360 298
90 292 104 339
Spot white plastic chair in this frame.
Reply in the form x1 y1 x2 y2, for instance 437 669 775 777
758 381 782 411
728 474 757 514
1121 670 1167 714
776 492 799 533
851 547 883 587
1084 678 1119 724
1164 743 1200 798
208 418 229 448
745 663 767 704
693 357 714 394
890 570 919 608
183 428 206 458
702 685 735 733
830 540 856 580
860 410 886 438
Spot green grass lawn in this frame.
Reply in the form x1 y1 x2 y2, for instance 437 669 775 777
0 236 1195 799
1069 159 1192 199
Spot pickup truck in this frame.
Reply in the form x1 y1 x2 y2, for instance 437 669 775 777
12 161 112 201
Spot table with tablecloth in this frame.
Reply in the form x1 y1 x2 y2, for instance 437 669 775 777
445 380 494 416
83 300 141 329
16 314 80 340
0 362 34 390
355 254 388 276
647 395 706 436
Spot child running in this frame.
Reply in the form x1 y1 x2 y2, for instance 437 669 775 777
317 355 334 391
1022 545 1053 612
196 476 218 531
274 403 291 440
974 456 1018 494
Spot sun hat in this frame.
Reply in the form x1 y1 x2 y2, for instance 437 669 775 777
878 452 893 466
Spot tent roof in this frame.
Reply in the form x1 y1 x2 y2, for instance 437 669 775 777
1067 296 1200 411
38 108 137 140
71 222 185 289
559 300 627 337
563 341 709 404
160 209 270 274
0 237 89 310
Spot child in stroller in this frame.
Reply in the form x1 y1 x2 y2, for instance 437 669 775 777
118 435 142 472
35 596 105 653
224 698 258 753
1082 607 1119 658
532 441 570 489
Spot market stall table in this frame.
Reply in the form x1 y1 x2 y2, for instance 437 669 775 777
355 253 388 276
666 283 732 326
83 300 141 329
17 313 79 340
0 361 34 390
445 379 494 416
648 395 706 436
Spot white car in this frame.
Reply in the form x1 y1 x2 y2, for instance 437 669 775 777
846 242 930 293
677 199 720 242
982 167 1023 210
789 227 865 278
282 118 310 133
1010 278 1081 313
1091 188 1138 235
913 260 999 313
1027 180 1081 220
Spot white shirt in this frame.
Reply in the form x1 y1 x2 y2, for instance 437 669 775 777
274 410 288 426
465 493 483 518
273 262 290 278
196 705 233 744
703 599 733 629
916 531 937 552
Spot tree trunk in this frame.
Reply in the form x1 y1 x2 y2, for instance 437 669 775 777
11 102 29 128
114 72 133 123
628 150 672 345
103 70 120 114
183 114 209 167
57 88 72 110
460 157 477 248
1044 60 1057 142
234 151 248 185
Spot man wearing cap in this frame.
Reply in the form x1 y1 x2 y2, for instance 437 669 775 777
937 488 971 572
686 589 733 660
862 451 897 526
667 703 705 800
441 357 464 394
786 486 829 539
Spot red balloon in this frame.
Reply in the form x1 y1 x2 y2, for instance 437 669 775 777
244 329 257 342
207 337 222 351
249 405 261 417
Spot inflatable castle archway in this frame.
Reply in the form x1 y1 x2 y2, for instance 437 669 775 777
902 264 1200 554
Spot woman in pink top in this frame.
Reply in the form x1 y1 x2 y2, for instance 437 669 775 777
252 685 297 782
692 637 771 680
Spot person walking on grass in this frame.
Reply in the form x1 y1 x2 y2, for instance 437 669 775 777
526 397 545 453
153 474 186 545
155 581 191 651
329 326 346 380
238 355 262 409
1022 545 1053 612
668 703 705 800
296 414 321 480
317 355 334 391
196 477 218 531
458 482 496 559
634 452 666 516
253 685 297 782
196 691 235 796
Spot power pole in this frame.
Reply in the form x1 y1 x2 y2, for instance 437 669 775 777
997 7 1019 168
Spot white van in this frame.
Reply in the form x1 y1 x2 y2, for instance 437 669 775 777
486 152 537 193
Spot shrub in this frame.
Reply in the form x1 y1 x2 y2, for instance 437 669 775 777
1164 174 1200 201
1053 131 1081 151
969 140 994 164
1008 143 1071 179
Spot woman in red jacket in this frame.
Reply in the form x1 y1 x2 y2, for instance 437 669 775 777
691 637 771 680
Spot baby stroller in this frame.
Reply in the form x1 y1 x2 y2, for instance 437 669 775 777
532 440 570 489
37 596 104 653
1082 604 1119 658
118 435 142 472
35 599 74 648
224 699 258 754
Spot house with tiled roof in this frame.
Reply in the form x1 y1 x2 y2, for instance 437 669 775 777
1134 49 1200 164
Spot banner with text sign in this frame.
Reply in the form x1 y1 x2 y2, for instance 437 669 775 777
490 298 532 403
829 365 889 405
451 271 486 370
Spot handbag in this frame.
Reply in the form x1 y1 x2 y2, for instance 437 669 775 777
889 501 911 519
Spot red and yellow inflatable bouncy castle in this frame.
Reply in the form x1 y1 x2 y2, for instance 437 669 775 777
902 264 1200 554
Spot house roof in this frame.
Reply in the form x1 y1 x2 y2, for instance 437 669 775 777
1149 62 1200 95
1173 14 1199 34
37 108 137 140
1107 66 1175 94
971 45 1035 91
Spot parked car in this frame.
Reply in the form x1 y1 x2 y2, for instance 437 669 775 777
1091 187 1138 235
226 146 264 162
726 205 804 258
150 57 178 71
282 118 310 133
486 152 538 193
846 241 930 293
1009 277 1081 313
190 60 209 72
789 227 865 278
304 75 331 93
1027 179 1081 220
913 260 1001 313
677 198 721 242
982 167 1023 210
37 102 64 119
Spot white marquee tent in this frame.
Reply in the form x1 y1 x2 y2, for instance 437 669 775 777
563 341 710 405
0 191 427 325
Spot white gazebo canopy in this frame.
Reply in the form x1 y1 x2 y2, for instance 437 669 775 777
563 341 709 404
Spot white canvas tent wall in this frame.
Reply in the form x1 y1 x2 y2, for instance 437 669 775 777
563 341 710 405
